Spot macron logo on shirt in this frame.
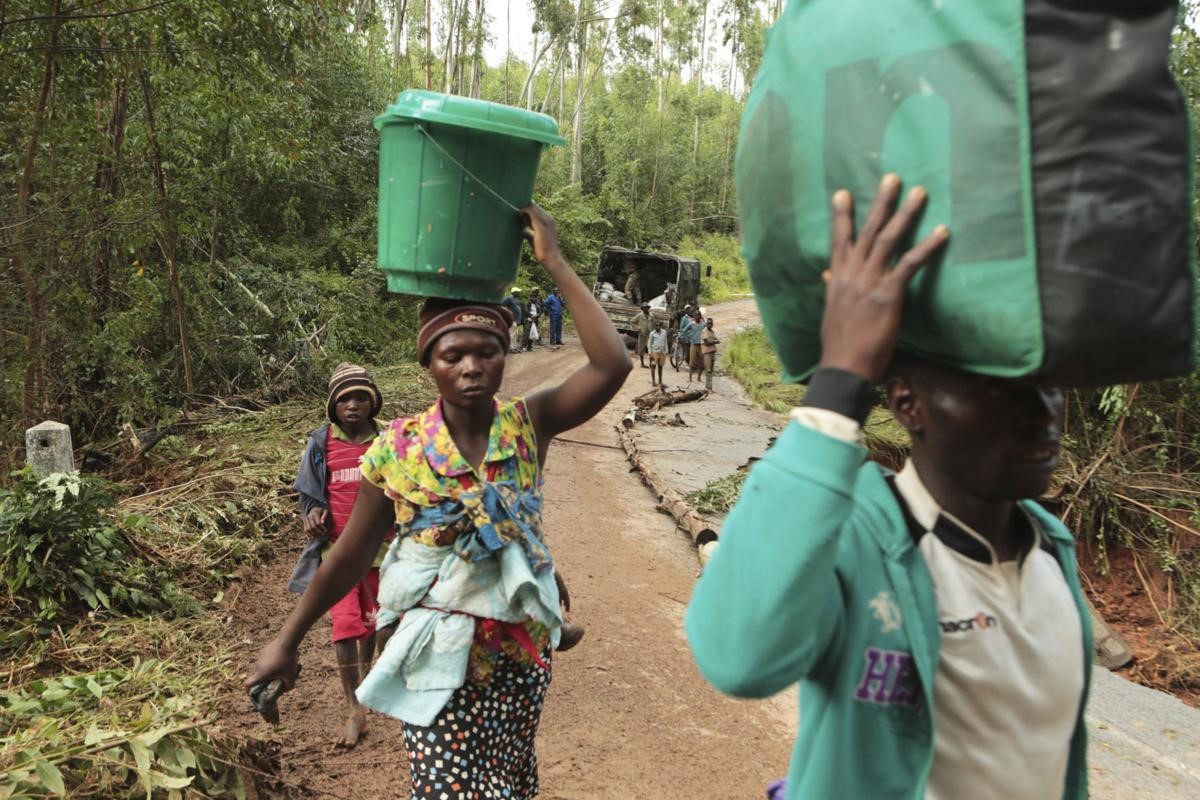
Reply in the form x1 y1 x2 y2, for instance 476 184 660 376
939 611 998 634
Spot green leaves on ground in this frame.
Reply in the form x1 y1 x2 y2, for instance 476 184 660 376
1 661 247 799
687 471 748 516
721 327 807 414
0 471 190 653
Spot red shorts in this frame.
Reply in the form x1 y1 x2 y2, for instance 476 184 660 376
329 567 381 643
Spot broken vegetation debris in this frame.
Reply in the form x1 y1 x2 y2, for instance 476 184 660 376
1 363 438 797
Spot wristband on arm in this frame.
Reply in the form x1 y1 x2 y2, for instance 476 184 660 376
803 367 877 426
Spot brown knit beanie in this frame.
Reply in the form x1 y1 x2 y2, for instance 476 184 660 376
326 363 383 423
417 298 513 366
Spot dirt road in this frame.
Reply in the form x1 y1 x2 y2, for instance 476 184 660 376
222 298 794 799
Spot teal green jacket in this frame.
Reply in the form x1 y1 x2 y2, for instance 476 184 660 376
685 421 1093 799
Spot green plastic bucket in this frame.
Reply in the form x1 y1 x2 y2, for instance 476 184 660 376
374 90 566 302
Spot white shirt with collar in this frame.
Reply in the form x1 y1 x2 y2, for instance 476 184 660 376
791 407 1084 800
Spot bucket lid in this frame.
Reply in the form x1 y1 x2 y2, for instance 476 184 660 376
374 89 567 146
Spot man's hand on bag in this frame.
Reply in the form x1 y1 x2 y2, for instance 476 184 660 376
818 174 950 384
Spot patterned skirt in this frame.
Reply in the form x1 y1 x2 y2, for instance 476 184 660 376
402 649 552 799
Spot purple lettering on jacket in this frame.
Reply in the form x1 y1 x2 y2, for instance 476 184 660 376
854 647 919 707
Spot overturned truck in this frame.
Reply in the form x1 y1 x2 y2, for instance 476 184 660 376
591 245 702 341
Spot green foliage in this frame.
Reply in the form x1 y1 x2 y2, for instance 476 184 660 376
0 0 759 454
1 660 248 799
0 364 437 797
678 232 750 303
0 471 189 650
0 0 408 457
722 326 806 413
686 471 748 516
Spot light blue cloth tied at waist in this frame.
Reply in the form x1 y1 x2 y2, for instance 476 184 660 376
355 534 561 726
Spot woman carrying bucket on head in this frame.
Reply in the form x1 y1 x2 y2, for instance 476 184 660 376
246 204 631 798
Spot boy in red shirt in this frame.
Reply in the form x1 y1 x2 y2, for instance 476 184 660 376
289 363 391 748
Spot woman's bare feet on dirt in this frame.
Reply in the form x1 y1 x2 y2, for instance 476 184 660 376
336 706 368 749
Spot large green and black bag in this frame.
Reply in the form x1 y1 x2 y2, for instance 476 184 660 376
738 0 1195 386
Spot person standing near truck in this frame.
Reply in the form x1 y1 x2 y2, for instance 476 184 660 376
700 317 720 391
624 259 643 305
636 303 653 368
686 310 705 384
673 304 694 372
648 319 669 388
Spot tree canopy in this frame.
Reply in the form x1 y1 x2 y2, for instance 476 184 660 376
0 0 770 450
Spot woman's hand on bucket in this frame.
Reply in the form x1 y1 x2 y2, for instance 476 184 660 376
818 174 949 384
521 204 565 268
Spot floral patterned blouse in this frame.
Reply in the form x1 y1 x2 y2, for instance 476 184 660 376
360 397 553 683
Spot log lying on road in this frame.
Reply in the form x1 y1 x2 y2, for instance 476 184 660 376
617 425 718 569
633 387 708 410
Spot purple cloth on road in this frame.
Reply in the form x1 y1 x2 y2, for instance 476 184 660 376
766 779 787 800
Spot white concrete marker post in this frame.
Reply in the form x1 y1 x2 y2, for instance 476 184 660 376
25 420 76 477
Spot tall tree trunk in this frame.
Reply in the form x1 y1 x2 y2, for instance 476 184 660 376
355 0 374 30
655 0 664 114
92 73 129 316
692 0 707 164
538 47 564 113
504 0 510 103
688 0 708 219
392 0 408 71
470 0 483 98
570 16 586 184
13 0 61 423
569 20 611 185
442 0 459 93
425 0 433 89
139 69 194 397
558 50 565 120
719 101 733 213
522 33 555 110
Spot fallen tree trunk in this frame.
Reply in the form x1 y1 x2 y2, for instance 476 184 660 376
617 425 718 569
633 387 708 410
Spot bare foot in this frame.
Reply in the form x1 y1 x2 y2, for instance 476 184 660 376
335 707 368 749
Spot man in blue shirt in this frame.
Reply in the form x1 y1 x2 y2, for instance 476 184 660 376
544 290 565 345
685 310 704 383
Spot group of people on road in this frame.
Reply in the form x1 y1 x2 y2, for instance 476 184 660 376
250 186 1097 800
501 286 565 352
635 303 719 390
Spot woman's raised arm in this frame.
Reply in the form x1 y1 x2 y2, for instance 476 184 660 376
523 205 631 452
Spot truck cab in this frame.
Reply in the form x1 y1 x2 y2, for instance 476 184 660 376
591 245 701 338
